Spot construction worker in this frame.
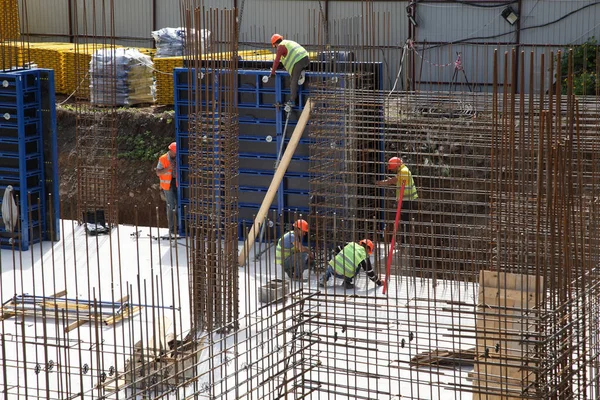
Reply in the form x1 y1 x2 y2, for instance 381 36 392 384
321 239 382 289
376 157 419 243
275 219 312 280
269 34 310 111
156 142 178 237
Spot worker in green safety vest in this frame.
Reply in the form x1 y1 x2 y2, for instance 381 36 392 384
376 156 419 244
320 239 383 290
270 33 310 110
275 219 312 280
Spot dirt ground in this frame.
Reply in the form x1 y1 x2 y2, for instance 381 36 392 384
56 102 176 227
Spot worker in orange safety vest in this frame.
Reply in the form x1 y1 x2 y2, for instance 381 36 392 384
156 142 178 237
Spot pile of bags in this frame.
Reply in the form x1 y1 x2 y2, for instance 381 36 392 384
151 27 210 58
90 48 156 106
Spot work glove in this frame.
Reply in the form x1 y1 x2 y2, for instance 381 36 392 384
375 278 383 287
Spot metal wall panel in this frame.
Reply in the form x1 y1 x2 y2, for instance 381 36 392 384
155 0 233 30
113 0 153 45
237 0 320 45
413 43 515 93
20 0 70 38
520 0 600 45
71 0 153 47
414 2 514 44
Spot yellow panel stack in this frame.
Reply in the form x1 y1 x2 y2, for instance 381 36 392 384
153 50 272 105
0 0 20 41
0 42 22 70
154 56 184 105
25 42 73 93
62 45 121 99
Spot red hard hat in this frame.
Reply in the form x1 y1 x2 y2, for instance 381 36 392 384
359 239 374 255
293 219 309 233
169 142 176 153
271 34 283 47
388 157 403 171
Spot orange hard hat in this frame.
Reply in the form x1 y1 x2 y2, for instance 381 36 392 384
271 34 283 47
359 239 374 255
388 156 403 171
293 219 309 233
169 142 177 153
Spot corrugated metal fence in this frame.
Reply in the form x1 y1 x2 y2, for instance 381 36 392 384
17 0 600 91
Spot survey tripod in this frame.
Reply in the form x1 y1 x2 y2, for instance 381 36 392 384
450 52 473 92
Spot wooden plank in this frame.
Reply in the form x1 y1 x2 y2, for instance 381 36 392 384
147 316 173 355
104 306 142 326
238 99 312 266
49 290 67 298
41 301 89 311
0 311 16 321
473 270 542 400
65 319 88 333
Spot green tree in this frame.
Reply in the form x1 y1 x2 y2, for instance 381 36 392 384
561 37 600 95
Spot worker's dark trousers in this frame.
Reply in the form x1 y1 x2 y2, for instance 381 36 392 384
289 56 310 103
164 182 177 234
323 266 354 285
283 252 309 280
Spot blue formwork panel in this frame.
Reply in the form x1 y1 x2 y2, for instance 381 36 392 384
0 68 58 250
174 68 220 234
174 66 362 239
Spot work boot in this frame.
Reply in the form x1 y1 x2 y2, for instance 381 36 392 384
343 278 354 290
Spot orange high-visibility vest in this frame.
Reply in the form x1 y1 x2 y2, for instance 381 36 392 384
158 153 177 190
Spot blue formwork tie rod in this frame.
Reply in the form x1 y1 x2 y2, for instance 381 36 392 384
10 294 180 311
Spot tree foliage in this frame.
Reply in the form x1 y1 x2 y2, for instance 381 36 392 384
561 37 600 95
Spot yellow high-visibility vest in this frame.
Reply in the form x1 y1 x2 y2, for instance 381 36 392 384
280 40 309 72
328 243 367 278
396 164 418 201
275 231 297 265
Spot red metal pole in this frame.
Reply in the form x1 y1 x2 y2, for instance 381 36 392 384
383 182 405 294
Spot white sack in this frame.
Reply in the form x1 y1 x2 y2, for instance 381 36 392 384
1 185 18 232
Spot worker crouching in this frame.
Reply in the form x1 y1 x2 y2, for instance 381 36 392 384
321 239 383 290
275 219 313 281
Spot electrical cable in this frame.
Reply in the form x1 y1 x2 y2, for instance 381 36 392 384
416 0 516 8
440 0 516 8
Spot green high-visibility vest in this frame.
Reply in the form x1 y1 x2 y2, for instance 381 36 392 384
328 243 367 278
275 231 297 265
280 40 309 72
396 164 418 201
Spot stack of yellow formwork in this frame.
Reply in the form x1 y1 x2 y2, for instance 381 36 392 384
62 45 121 99
154 56 184 105
0 42 22 70
25 42 73 93
0 0 20 41
153 50 272 105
